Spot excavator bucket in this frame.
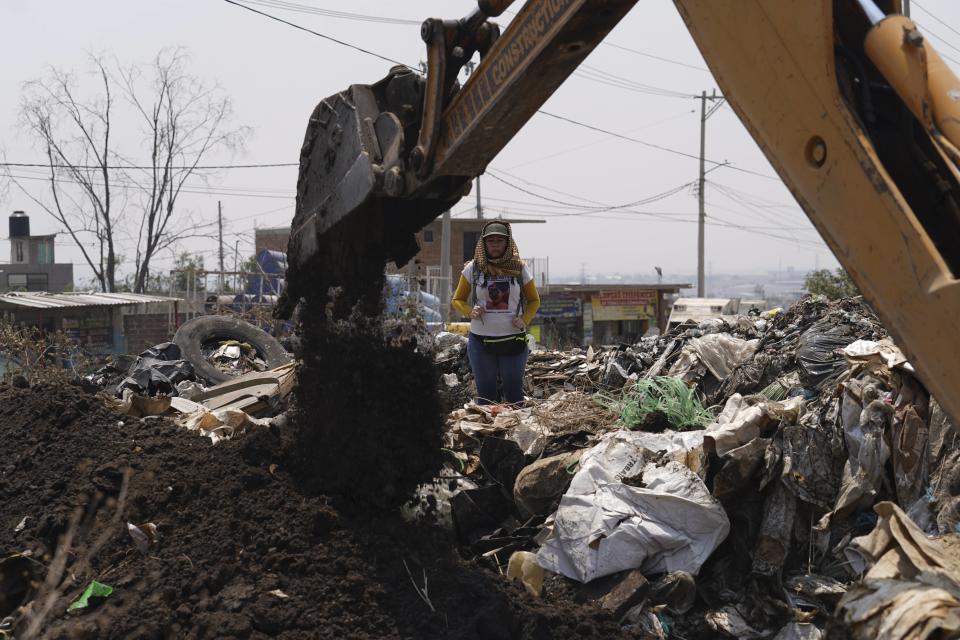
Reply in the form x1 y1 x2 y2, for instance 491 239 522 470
277 67 467 319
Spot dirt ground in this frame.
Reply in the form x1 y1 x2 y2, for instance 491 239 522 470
0 382 646 639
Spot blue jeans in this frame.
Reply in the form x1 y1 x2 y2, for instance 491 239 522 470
467 333 529 405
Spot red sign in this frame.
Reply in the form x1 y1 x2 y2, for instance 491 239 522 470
595 290 658 306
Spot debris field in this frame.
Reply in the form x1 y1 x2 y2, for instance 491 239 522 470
1 295 959 640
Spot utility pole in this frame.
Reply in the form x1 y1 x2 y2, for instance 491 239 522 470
440 210 452 322
475 176 483 219
217 201 225 295
233 240 240 293
697 89 722 297
697 92 707 297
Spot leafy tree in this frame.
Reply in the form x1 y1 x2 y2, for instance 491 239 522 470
803 268 859 299
173 251 205 292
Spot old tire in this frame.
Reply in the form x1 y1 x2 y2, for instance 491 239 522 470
173 316 292 385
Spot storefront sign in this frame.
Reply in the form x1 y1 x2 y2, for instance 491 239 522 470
590 289 657 321
538 294 581 318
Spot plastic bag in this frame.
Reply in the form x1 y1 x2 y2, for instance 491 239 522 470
796 319 855 390
116 342 195 397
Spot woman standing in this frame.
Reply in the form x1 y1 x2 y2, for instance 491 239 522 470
452 220 540 405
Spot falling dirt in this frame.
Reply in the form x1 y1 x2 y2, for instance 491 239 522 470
0 383 644 639
289 304 445 508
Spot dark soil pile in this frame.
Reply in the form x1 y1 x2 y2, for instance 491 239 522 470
0 383 642 639
289 312 443 508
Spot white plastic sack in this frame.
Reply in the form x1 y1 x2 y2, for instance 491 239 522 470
706 394 804 457
177 407 270 444
841 338 912 371
668 333 759 381
536 430 729 583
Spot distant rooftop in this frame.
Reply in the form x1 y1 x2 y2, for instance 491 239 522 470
0 291 180 309
551 283 691 292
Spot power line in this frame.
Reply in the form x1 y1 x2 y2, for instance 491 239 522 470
482 167 823 247
234 0 421 25
913 19 960 57
10 164 295 195
708 180 801 212
504 111 694 170
536 110 777 180
483 206 697 223
220 1 778 181
490 162 725 213
482 194 693 216
6 172 296 200
574 65 699 99
239 0 713 91
602 42 710 73
500 7 710 73
222 0 413 67
912 2 960 39
228 204 294 222
0 161 296 170
706 182 816 244
486 170 693 215
488 202 823 247
705 213 824 248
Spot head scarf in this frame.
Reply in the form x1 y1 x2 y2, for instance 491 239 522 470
472 220 525 278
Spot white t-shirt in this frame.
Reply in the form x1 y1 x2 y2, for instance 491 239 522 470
462 261 533 337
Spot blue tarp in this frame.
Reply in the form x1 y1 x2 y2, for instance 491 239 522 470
246 250 286 297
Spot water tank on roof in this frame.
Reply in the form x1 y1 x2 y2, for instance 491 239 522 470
9 211 29 238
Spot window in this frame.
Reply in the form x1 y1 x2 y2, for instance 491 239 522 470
27 274 48 291
36 239 52 264
14 241 23 263
8 273 48 291
423 230 434 243
711 305 723 312
7 274 27 290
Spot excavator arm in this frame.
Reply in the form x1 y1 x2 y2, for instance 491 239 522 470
279 0 639 321
280 0 960 422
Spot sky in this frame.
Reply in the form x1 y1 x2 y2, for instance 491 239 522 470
2 0 960 287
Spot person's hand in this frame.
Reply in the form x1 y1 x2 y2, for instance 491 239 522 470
512 317 526 329
471 305 485 319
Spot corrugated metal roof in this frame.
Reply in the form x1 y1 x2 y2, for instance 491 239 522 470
0 291 180 309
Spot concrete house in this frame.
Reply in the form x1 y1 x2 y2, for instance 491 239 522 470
3 211 73 293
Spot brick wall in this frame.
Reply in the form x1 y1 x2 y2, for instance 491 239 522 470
386 220 487 277
123 313 186 354
255 228 290 254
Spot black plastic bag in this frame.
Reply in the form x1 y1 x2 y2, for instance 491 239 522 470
116 342 195 397
796 319 854 390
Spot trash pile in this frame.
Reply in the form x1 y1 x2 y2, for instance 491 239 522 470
204 339 270 376
439 296 960 639
85 316 297 443
520 313 767 399
3 296 958 639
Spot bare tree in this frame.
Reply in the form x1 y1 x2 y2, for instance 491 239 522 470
15 57 120 291
117 49 244 292
7 50 245 292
